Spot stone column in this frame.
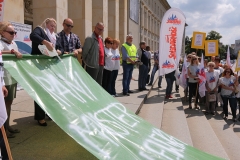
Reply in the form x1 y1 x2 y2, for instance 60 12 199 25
3 0 24 23
68 0 92 44
119 0 127 44
108 0 119 39
92 0 108 39
32 0 68 32
68 0 92 64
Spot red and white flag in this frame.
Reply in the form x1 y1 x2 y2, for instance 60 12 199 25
158 8 186 76
179 55 187 89
0 51 7 127
197 54 206 97
226 46 231 67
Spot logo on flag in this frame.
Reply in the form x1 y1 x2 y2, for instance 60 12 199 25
162 60 174 69
167 14 181 25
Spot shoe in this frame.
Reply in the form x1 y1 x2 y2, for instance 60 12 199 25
211 112 215 115
147 83 152 86
189 104 192 109
38 120 47 126
114 94 119 97
8 128 20 133
165 95 169 99
233 117 237 122
169 95 173 98
194 105 199 109
128 90 134 93
112 95 115 97
7 133 15 138
158 86 162 88
205 111 209 115
223 115 228 120
123 92 130 96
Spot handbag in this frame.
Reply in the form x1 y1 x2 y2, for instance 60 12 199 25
209 92 216 102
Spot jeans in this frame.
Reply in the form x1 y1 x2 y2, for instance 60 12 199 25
138 64 148 89
221 95 237 118
165 77 174 95
108 70 118 95
122 61 134 93
149 65 158 84
188 82 199 105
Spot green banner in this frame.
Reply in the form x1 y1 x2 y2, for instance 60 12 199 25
3 54 223 160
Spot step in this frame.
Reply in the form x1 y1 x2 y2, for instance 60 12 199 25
137 79 165 129
179 87 229 159
203 104 240 160
161 91 193 146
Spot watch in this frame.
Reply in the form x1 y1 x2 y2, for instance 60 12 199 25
11 49 15 54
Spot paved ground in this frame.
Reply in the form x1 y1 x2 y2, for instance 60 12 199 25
7 67 160 159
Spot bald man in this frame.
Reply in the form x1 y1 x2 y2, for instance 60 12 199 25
56 18 82 56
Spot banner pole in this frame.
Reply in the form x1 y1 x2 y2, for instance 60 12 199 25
1 126 13 160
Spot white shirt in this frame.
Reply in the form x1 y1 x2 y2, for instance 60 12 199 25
214 67 224 75
0 40 18 85
104 47 114 71
188 64 199 83
219 75 236 96
206 70 220 90
111 49 120 70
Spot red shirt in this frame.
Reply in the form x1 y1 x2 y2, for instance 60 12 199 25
95 32 104 66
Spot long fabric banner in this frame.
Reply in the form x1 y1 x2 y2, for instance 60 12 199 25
159 8 186 76
3 54 223 159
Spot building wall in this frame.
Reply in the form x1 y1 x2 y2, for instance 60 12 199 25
4 0 24 23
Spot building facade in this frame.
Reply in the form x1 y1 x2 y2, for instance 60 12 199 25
5 0 170 51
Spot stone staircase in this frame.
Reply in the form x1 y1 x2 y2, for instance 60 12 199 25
138 78 240 160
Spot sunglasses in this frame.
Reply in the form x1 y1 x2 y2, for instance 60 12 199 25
5 30 17 35
187 57 191 59
225 71 231 73
64 23 74 28
97 27 104 31
192 58 197 60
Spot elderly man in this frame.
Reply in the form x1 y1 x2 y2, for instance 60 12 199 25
121 34 137 96
82 22 105 85
56 18 82 56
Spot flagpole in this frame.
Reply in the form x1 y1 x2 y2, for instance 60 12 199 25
1 126 13 160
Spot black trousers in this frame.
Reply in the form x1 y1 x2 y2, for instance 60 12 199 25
102 69 112 93
188 82 199 104
34 101 45 120
0 130 8 160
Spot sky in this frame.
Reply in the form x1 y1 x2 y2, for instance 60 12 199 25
167 0 240 45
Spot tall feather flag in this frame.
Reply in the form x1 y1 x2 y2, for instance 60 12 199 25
0 51 7 128
197 54 206 97
179 55 187 89
226 46 231 67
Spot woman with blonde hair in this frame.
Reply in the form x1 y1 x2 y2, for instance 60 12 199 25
0 21 22 138
30 18 60 126
187 55 200 109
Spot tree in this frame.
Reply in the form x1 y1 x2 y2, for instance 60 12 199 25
206 30 222 41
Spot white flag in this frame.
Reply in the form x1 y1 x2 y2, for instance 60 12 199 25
158 8 186 76
0 51 7 127
226 46 231 67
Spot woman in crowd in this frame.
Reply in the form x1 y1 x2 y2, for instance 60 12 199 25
108 39 120 97
30 18 59 126
219 68 237 121
0 21 22 138
205 62 220 115
184 54 192 102
187 55 199 109
102 37 114 92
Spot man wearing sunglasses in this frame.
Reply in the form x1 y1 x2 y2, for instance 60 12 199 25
56 18 82 56
82 22 105 85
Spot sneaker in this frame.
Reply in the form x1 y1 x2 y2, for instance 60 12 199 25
194 105 199 110
211 112 215 115
223 115 228 120
123 92 130 96
233 117 237 122
165 95 169 99
128 90 134 93
158 86 162 88
147 83 152 86
169 95 173 98
115 94 119 97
